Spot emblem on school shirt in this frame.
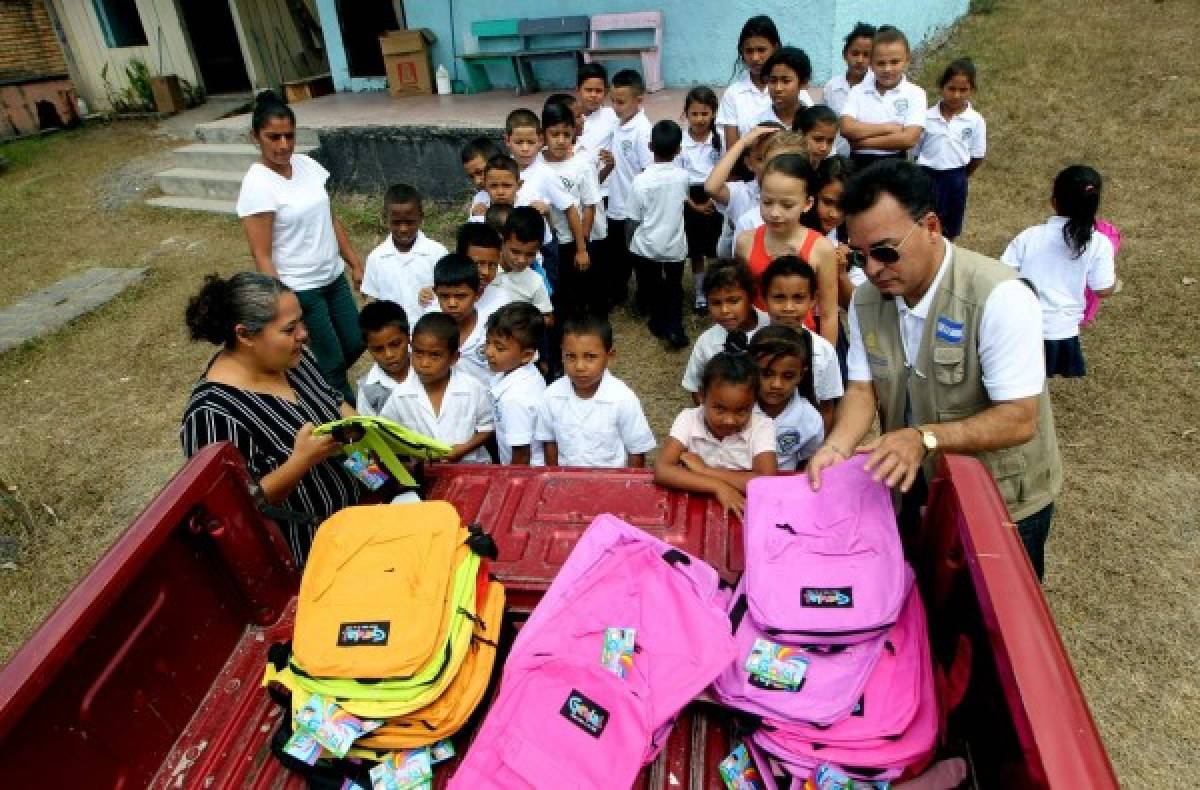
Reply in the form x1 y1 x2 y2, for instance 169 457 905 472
893 98 910 115
710 150 721 165
621 139 633 156
777 430 800 455
935 316 965 344
961 127 973 141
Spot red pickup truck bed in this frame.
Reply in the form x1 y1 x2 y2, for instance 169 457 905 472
0 443 1117 788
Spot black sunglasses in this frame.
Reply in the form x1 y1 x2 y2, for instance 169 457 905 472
847 223 920 269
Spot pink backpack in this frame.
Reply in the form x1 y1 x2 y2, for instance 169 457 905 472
743 460 908 645
1083 219 1122 326
450 518 736 789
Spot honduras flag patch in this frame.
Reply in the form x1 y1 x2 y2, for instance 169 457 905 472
935 316 964 343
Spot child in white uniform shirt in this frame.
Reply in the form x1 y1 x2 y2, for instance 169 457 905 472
915 59 987 240
628 120 691 350
433 253 493 387
605 69 655 310
537 315 656 468
716 15 781 149
485 303 547 466
749 326 824 470
657 347 778 518
824 24 876 157
361 184 446 325
839 26 927 167
755 47 815 129
355 300 411 416
382 312 493 464
1001 165 1116 378
682 262 770 403
457 220 515 317
498 208 555 319
460 137 503 219
678 87 725 312
575 63 619 191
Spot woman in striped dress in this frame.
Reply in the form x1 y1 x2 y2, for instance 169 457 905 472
180 272 362 563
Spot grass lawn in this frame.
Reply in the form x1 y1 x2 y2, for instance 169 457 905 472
0 0 1197 782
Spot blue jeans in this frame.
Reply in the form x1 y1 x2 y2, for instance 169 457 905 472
1016 502 1055 581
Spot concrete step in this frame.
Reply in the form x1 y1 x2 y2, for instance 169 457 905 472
173 142 318 171
155 167 244 200
193 122 319 146
145 195 238 214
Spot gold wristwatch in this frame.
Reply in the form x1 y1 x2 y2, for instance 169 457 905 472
916 426 938 455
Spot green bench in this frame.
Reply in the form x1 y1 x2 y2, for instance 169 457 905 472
461 16 589 95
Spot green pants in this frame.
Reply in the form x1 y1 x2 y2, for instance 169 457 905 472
295 273 363 402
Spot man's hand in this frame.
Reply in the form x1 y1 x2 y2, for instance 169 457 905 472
806 442 848 491
860 428 926 492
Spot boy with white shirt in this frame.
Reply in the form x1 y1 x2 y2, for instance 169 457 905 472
627 119 691 350
382 312 493 464
576 63 618 185
484 303 547 466
605 69 655 310
538 315 656 468
433 253 492 387
460 137 503 219
361 184 446 325
838 26 927 168
456 221 514 316
498 208 555 319
825 23 876 157
355 300 411 416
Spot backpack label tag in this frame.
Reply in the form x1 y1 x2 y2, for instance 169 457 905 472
560 689 608 737
337 621 390 646
802 587 854 608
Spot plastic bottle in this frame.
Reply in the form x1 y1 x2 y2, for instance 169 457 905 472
436 65 451 95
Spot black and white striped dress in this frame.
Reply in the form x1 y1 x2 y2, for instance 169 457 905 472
180 351 362 563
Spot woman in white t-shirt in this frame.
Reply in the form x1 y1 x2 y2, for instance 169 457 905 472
715 16 781 150
1000 165 1116 378
236 91 365 401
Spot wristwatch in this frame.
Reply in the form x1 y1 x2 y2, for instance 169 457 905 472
916 426 939 456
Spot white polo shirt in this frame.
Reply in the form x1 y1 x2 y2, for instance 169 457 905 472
579 106 619 158
751 91 815 128
468 189 491 220
518 161 576 244
735 206 764 235
669 406 776 471
675 131 721 184
1001 217 1115 340
716 72 773 138
608 109 655 220
475 282 517 317
542 153 605 243
453 310 495 387
535 371 656 467
824 72 860 157
915 102 987 170
355 363 407 417
496 267 553 314
840 75 927 156
804 327 845 403
627 162 690 262
381 369 493 463
681 309 771 392
361 231 447 326
717 180 761 257
489 362 546 465
755 393 824 471
846 242 1047 403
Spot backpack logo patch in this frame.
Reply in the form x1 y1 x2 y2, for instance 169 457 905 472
337 621 390 646
560 689 609 737
802 587 854 608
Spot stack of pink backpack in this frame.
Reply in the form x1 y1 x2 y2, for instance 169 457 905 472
712 458 938 785
449 515 736 789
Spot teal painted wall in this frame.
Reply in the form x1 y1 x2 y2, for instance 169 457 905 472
319 0 968 92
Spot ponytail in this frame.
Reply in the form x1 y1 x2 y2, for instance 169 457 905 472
1052 165 1102 258
701 340 759 394
185 272 289 348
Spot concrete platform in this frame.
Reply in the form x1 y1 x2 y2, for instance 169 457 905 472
0 268 147 354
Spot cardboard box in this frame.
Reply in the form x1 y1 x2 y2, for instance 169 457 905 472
150 75 184 114
380 29 437 97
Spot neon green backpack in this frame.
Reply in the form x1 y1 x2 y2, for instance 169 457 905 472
314 415 451 488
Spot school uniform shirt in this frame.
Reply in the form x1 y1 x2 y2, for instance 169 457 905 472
453 310 495 387
489 362 547 465
1000 217 1115 340
607 109 655 220
846 242 1046 401
915 102 987 170
750 91 815 127
840 75 928 156
675 131 721 184
734 206 764 235
380 369 493 464
627 162 690 262
681 308 771 392
579 106 620 159
535 371 656 467
824 73 857 157
476 282 517 316
180 350 360 564
669 406 776 471
355 362 407 417
804 326 846 403
235 154 343 291
717 180 761 257
756 393 824 471
496 267 553 314
361 231 447 327
716 72 773 138
518 161 576 244
468 189 491 219
543 153 605 243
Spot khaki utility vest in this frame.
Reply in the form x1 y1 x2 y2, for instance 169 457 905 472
852 245 1062 521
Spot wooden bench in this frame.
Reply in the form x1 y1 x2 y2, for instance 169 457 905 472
461 16 589 95
584 11 664 93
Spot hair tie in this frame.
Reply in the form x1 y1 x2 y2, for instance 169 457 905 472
1083 183 1096 193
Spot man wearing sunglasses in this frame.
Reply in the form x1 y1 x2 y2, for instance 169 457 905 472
807 160 1062 581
